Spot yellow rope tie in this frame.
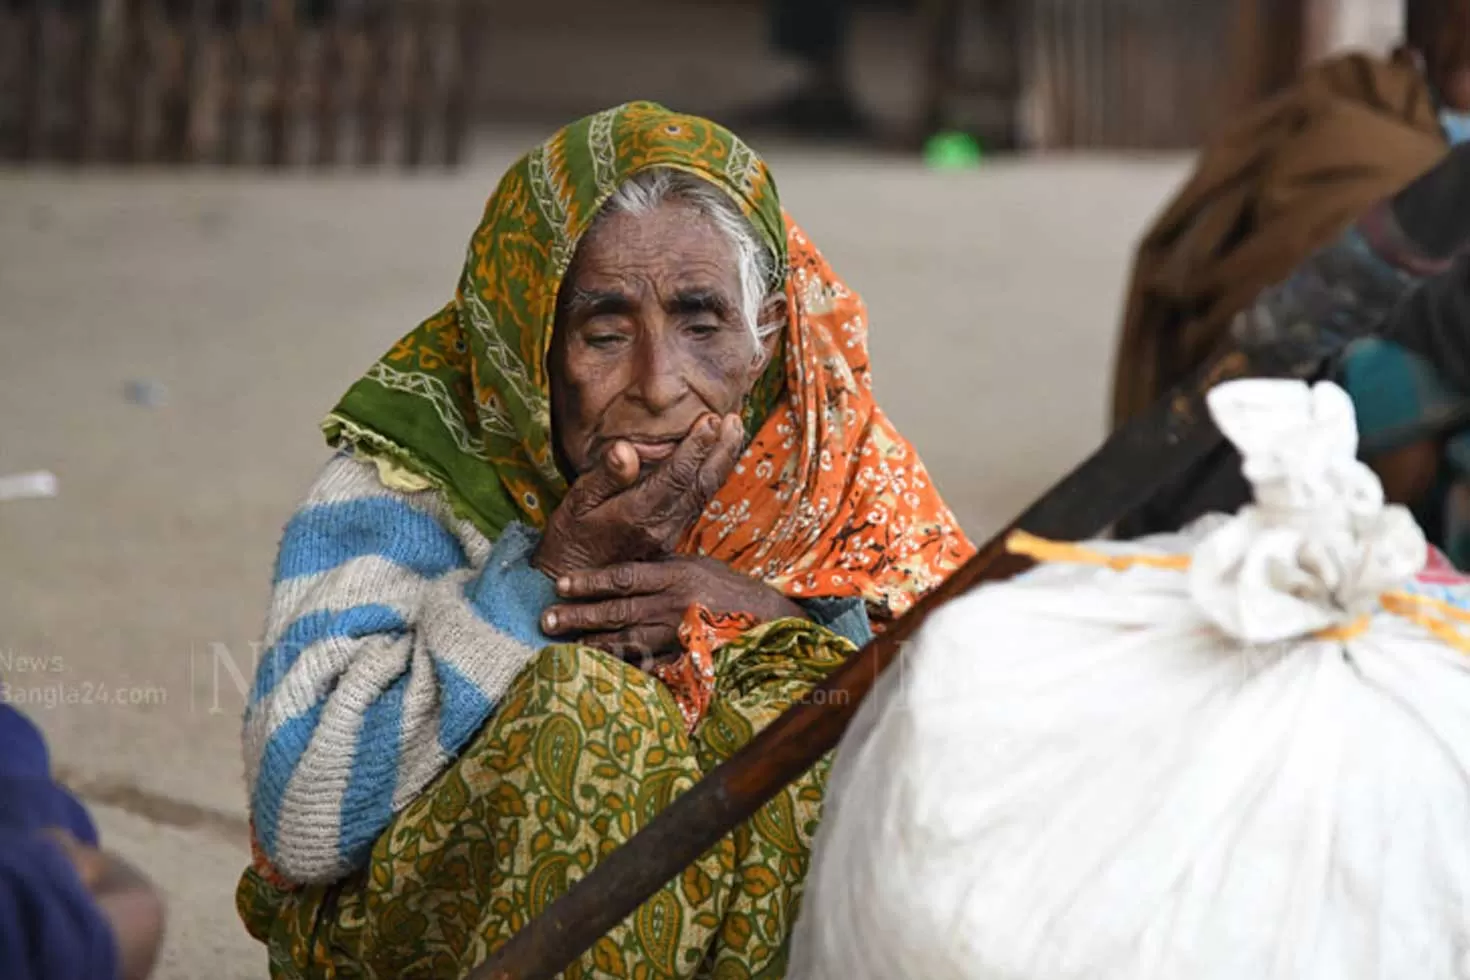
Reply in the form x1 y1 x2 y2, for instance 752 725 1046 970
1313 616 1372 643
1004 531 1470 653
1380 592 1470 654
1005 530 1191 572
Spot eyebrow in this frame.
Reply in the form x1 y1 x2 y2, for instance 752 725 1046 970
668 288 735 319
564 288 634 319
564 286 736 320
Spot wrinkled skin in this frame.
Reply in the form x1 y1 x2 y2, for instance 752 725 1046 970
532 199 807 660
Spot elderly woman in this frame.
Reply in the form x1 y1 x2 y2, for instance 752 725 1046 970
235 102 973 978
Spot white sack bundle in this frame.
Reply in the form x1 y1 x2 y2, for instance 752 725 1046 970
789 378 1470 980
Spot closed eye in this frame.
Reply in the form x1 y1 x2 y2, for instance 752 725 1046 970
585 332 628 349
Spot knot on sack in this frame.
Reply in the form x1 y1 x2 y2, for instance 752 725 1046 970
1188 380 1426 644
1006 380 1470 649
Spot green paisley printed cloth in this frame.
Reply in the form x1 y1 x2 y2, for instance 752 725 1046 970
322 101 788 541
236 621 852 979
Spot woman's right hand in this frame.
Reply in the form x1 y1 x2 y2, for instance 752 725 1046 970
532 413 745 581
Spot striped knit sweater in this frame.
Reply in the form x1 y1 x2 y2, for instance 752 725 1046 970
244 455 872 885
242 455 555 884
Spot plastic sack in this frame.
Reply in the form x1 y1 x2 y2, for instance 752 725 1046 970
788 379 1470 980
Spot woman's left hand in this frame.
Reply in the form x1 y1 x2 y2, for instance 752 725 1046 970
541 557 808 663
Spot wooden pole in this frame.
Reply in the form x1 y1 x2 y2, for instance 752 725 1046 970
217 0 246 164
1227 0 1313 112
19 0 48 161
263 0 297 166
117 0 152 162
161 0 208 162
442 0 477 167
400 0 433 170
311 0 346 166
66 0 103 162
467 322 1345 980
358 0 393 166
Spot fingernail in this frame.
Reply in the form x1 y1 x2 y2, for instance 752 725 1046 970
557 577 571 594
543 612 557 632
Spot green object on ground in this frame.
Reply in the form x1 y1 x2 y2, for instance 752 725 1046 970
923 131 984 170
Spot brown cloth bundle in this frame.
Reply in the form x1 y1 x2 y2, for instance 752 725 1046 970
1111 52 1447 429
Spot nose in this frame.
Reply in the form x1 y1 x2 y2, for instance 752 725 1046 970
628 332 690 414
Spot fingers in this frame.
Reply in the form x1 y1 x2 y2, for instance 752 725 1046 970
604 441 641 484
645 414 722 498
694 414 744 502
542 592 660 636
568 440 642 516
553 562 674 602
581 627 682 666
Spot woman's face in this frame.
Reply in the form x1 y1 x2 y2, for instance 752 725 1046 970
549 199 780 478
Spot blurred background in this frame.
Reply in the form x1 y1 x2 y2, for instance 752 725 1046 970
0 1 1406 976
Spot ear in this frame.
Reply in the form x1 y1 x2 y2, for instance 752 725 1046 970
751 293 788 374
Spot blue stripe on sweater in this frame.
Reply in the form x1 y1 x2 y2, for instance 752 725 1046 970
274 497 466 584
433 657 495 758
252 701 325 861
248 604 408 708
337 677 405 869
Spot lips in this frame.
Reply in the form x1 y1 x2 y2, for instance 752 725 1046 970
624 439 680 462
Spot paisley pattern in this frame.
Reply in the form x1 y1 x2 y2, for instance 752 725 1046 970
236 622 851 979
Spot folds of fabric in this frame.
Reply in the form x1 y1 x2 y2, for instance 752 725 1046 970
237 622 853 979
1111 52 1446 429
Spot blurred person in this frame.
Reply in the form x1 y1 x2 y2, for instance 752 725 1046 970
1112 0 1470 431
731 0 869 138
1111 1 1470 538
235 101 973 977
0 703 166 980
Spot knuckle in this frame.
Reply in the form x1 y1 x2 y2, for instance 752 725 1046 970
665 457 699 492
609 599 636 628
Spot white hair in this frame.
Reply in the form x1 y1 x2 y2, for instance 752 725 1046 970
597 168 784 344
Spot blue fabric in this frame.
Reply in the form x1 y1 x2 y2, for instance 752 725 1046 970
0 836 119 980
798 596 873 647
1440 108 1470 147
274 497 466 583
0 706 117 980
338 676 406 868
0 706 97 846
1336 337 1470 567
252 701 325 859
467 521 558 649
432 658 496 756
249 604 409 708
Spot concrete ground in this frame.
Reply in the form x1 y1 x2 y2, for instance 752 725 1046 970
0 135 1189 976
